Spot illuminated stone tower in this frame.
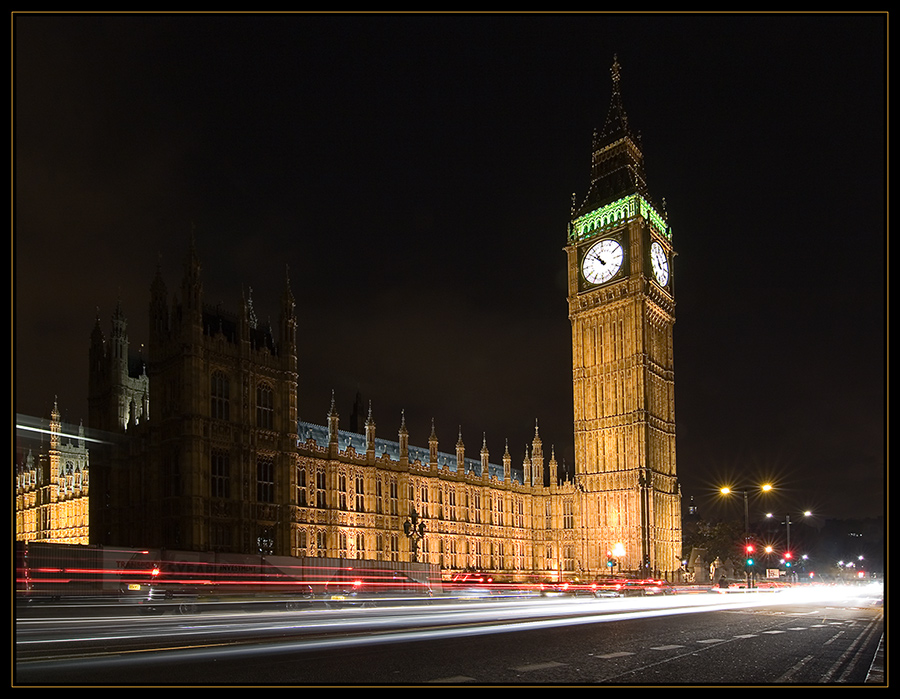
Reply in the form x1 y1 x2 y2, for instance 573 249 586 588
565 57 681 577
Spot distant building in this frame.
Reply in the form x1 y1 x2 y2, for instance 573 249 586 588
15 400 90 545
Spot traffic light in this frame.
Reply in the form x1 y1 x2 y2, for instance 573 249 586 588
745 544 755 567
784 551 793 567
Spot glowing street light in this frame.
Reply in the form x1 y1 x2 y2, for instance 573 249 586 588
607 542 626 575
719 484 773 530
765 510 813 561
719 483 773 588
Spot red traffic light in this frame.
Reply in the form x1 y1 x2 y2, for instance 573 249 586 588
784 551 793 559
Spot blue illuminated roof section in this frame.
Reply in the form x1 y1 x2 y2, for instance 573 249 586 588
297 421 520 483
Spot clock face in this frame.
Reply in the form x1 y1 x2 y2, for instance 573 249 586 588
582 238 624 285
650 241 669 286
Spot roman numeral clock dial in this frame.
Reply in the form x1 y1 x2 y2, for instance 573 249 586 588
650 240 670 286
581 238 624 286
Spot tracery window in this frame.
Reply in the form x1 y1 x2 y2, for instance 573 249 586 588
355 475 365 512
297 466 307 507
256 382 274 430
315 469 326 508
211 371 230 421
338 474 348 510
212 449 230 499
257 456 274 503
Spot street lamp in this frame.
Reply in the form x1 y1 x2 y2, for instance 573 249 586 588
403 508 427 563
719 483 773 588
766 510 813 582
612 542 625 576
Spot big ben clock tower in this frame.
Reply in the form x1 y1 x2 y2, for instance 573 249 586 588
566 57 681 578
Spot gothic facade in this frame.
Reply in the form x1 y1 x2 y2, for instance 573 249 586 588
37 59 682 581
85 252 587 580
15 401 90 545
564 57 682 576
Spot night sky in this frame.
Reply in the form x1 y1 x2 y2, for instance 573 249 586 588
14 13 886 523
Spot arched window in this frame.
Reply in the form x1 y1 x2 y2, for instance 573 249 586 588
212 449 230 499
211 371 230 421
297 466 307 507
256 455 274 503
256 383 274 430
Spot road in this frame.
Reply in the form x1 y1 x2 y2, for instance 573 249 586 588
14 583 884 686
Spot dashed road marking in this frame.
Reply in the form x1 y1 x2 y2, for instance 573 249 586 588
596 652 635 659
512 661 567 672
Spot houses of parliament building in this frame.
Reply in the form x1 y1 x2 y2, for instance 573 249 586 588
16 59 683 581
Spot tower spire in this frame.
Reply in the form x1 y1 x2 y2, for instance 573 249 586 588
575 55 650 218
596 54 632 147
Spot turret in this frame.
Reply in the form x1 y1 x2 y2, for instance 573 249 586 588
279 265 297 365
398 411 409 467
327 391 339 456
503 440 511 483
532 420 544 486
149 257 169 354
428 419 438 472
365 402 376 462
181 233 203 320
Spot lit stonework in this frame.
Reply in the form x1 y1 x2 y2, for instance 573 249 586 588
565 56 681 576
290 413 566 579
15 400 90 545
28 58 681 581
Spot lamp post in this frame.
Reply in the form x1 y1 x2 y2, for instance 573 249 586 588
609 542 625 577
720 483 773 588
403 508 426 563
766 510 812 582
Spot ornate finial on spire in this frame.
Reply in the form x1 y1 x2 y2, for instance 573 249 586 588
399 409 408 434
366 400 374 426
282 264 295 307
247 286 258 330
610 54 621 87
328 389 337 416
595 54 631 147
430 417 437 439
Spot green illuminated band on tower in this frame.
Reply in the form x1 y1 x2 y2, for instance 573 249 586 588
570 194 671 243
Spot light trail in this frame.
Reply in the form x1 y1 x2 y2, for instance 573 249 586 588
17 583 881 672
